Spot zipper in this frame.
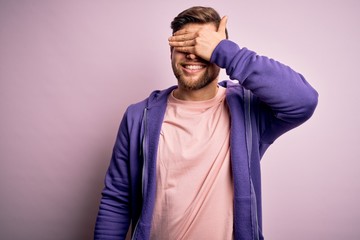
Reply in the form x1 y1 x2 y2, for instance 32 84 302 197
244 89 259 240
131 107 148 240
141 108 148 197
244 89 252 167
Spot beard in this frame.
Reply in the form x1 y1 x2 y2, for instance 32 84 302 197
172 61 220 91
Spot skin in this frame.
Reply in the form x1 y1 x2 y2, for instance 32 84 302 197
168 16 228 101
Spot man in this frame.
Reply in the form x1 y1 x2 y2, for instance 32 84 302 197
94 6 318 240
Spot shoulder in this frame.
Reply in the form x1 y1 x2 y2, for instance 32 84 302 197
125 85 177 119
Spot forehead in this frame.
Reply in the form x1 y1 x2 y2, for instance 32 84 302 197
180 22 217 32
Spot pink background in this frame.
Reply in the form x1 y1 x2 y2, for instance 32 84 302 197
1 0 359 239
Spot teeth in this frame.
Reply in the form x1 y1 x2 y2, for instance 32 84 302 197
184 65 204 70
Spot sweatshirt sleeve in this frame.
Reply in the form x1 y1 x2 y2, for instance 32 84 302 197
210 40 318 145
94 110 131 239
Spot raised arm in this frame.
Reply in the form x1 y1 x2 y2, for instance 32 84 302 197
168 16 318 145
211 40 318 144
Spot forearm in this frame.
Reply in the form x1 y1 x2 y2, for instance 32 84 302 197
94 160 131 239
211 40 318 123
94 197 131 240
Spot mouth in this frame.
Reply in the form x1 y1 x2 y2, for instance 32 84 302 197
181 63 206 73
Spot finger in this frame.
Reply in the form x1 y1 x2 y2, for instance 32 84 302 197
169 39 196 47
217 16 228 33
172 28 193 36
168 33 196 42
174 46 195 54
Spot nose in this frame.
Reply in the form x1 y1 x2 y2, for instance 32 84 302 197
186 53 197 60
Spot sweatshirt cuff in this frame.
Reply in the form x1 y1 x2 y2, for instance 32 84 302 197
210 40 241 68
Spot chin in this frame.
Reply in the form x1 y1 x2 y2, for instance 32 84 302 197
178 76 215 91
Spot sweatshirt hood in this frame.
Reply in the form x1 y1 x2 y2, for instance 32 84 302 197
145 85 177 109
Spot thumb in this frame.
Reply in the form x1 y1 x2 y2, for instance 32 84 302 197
217 16 228 34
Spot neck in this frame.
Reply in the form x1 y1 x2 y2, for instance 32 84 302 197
174 80 219 101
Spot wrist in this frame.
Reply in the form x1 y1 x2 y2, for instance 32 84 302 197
210 40 240 68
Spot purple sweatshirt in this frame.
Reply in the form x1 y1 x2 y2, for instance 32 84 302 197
94 40 318 240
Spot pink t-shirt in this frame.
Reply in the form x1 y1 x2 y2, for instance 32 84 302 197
150 86 234 240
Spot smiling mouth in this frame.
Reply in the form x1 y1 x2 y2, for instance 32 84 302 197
182 64 206 71
184 65 204 70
